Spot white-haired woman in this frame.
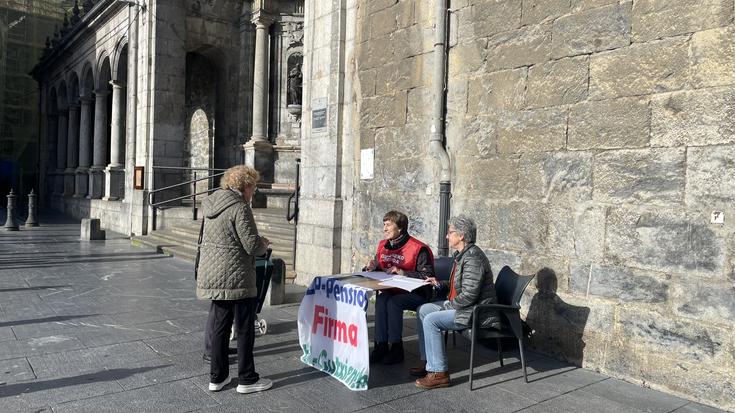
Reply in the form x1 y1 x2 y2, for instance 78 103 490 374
196 165 272 394
412 215 501 389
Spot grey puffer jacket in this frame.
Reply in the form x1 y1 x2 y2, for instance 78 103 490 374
195 189 267 301
449 243 501 328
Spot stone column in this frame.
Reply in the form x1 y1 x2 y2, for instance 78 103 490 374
244 15 275 207
46 113 58 199
75 96 93 197
104 80 125 201
251 16 272 142
55 108 68 196
295 2 354 284
88 88 109 199
64 103 80 197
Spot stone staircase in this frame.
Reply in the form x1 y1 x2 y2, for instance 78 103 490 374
131 207 297 282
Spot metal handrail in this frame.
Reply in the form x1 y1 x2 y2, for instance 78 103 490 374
286 158 300 267
151 166 227 172
287 158 300 222
148 166 225 231
148 172 224 206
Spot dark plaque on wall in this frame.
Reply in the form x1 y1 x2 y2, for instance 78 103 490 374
312 108 326 129
311 98 327 132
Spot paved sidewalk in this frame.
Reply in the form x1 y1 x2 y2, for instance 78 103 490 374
0 211 726 412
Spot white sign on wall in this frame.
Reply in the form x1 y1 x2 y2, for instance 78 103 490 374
360 148 374 180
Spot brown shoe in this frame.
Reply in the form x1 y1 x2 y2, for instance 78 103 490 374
408 363 427 377
415 371 450 389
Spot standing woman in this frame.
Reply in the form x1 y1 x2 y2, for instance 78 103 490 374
196 165 272 394
412 215 500 389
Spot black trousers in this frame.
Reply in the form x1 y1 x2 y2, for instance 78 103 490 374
210 297 259 385
204 301 239 357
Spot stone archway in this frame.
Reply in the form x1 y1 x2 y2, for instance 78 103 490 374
184 51 218 195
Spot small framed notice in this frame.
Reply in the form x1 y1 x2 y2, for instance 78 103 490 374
360 148 374 180
134 166 145 190
311 98 327 133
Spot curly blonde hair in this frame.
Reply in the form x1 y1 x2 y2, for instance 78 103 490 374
220 165 260 192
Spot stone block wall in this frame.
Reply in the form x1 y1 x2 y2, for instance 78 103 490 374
351 0 440 267
349 0 735 409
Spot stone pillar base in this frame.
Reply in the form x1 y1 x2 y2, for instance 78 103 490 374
88 167 105 199
63 169 76 197
74 168 89 198
243 140 274 208
54 170 65 196
81 218 106 240
103 166 125 201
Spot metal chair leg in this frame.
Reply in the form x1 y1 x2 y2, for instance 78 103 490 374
469 330 475 390
497 338 503 366
518 338 528 383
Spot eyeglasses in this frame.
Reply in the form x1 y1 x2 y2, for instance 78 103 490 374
447 230 457 235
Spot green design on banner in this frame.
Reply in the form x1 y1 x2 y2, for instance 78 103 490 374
301 345 368 390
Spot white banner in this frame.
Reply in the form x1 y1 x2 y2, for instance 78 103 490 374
297 276 373 391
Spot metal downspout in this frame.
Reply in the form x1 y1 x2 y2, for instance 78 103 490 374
430 0 451 256
128 4 139 236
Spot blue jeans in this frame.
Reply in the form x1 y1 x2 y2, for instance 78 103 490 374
417 302 465 372
374 290 427 343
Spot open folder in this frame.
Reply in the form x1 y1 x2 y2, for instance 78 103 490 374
353 271 428 292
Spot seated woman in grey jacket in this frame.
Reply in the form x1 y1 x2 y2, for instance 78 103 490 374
196 165 272 394
411 215 501 389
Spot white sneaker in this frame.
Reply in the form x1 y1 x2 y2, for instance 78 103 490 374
236 378 273 394
208 376 231 392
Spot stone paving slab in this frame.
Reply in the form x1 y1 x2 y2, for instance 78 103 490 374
0 211 728 412
583 378 690 413
0 357 35 384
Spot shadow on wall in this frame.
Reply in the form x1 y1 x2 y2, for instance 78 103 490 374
525 267 590 366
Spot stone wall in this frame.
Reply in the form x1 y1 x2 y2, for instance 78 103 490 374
345 0 735 409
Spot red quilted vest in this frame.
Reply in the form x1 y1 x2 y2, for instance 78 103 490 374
376 236 432 272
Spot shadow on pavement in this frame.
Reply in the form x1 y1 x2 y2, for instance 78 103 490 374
0 285 71 293
0 366 170 397
0 255 172 270
0 314 101 328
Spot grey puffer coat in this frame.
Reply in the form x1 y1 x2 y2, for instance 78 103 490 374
449 243 501 329
195 189 267 301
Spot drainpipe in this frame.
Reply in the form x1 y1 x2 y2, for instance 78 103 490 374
127 3 139 236
430 0 451 256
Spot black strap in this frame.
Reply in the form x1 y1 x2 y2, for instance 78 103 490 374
194 218 205 280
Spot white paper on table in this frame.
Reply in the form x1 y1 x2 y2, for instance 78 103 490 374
378 275 428 292
353 270 392 281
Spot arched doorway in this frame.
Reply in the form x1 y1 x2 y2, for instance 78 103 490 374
184 51 218 195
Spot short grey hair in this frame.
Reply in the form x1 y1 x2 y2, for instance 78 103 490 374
448 214 477 244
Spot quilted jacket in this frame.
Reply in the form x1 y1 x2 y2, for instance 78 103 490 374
449 243 501 328
195 188 267 301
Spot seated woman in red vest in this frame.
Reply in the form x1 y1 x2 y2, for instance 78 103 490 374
365 210 435 364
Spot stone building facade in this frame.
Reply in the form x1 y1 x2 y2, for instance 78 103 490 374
32 0 304 234
298 0 735 409
0 1 65 200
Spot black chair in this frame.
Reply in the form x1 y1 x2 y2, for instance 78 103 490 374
433 256 454 300
457 266 535 389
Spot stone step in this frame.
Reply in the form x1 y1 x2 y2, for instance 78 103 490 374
252 207 290 219
134 232 294 263
132 235 295 273
131 206 297 282
168 219 295 238
164 225 295 255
